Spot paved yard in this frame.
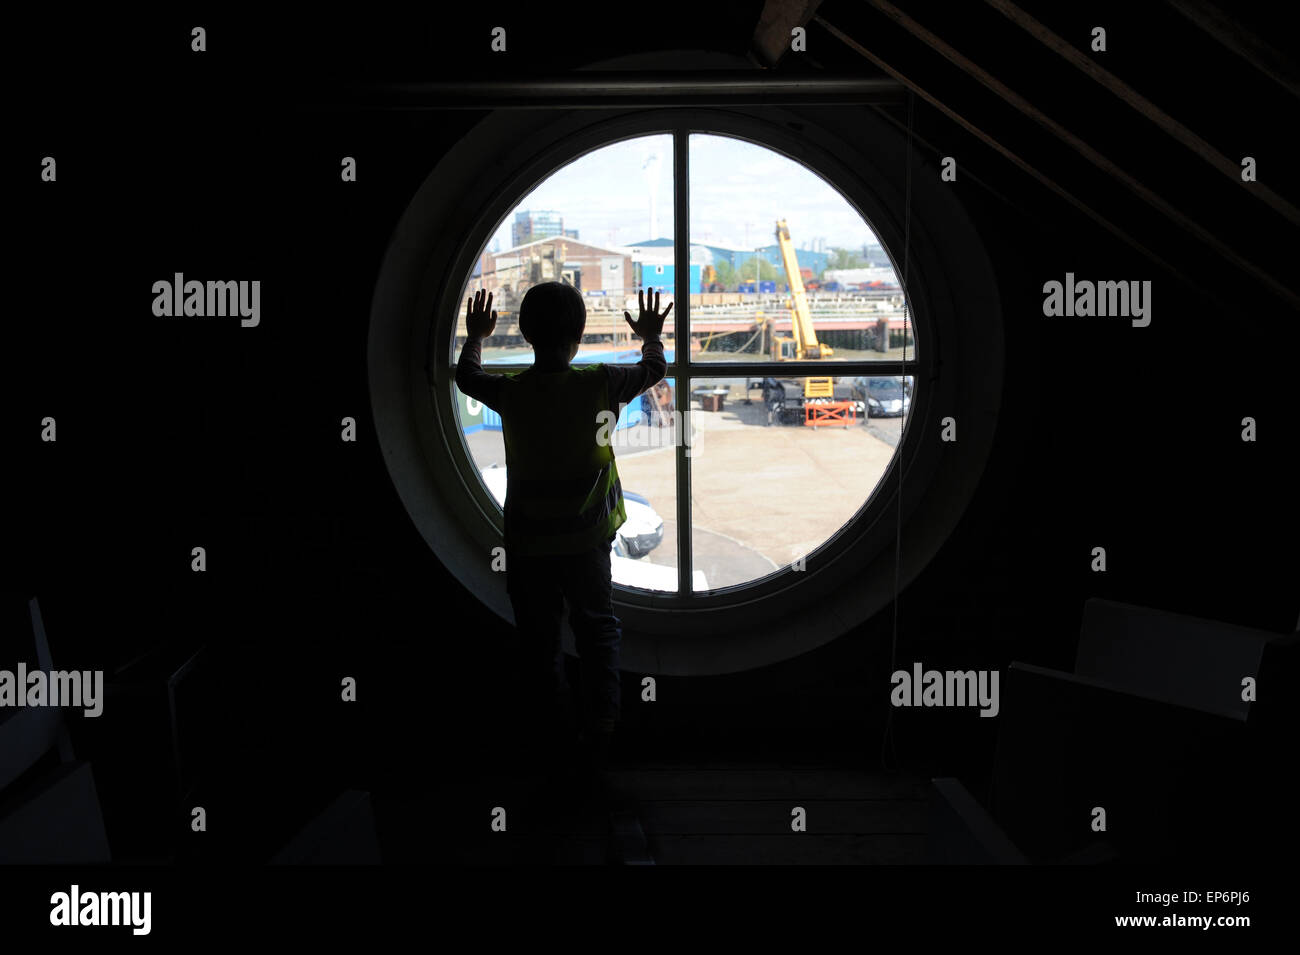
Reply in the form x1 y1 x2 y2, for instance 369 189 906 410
463 381 903 588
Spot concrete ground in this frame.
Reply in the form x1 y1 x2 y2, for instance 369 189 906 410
464 382 903 589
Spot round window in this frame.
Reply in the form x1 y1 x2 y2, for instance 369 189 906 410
452 132 920 599
368 90 1002 675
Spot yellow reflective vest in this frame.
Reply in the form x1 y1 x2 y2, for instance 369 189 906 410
499 364 627 556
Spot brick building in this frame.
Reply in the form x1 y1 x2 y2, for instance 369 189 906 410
477 236 634 307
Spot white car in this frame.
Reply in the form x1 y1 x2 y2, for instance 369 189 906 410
478 465 707 591
478 464 660 554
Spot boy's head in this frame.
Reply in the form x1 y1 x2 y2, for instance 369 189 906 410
519 281 586 351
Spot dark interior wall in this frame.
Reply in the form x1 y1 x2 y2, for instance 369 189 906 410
7 2 1296 813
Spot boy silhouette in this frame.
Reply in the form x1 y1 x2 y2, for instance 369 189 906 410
456 282 672 770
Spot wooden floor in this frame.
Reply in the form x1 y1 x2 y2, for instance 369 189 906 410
379 760 928 865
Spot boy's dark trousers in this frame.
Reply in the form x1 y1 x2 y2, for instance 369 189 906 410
506 539 622 747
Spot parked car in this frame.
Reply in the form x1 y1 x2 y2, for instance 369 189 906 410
478 466 664 558
850 376 911 417
613 490 665 558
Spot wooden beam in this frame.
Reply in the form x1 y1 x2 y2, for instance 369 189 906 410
753 0 826 68
860 0 1300 310
325 73 903 109
868 103 1017 209
985 0 1300 228
811 14 1296 315
1165 0 1300 99
813 17 1184 286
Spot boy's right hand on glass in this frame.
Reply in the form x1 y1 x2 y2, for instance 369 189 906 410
624 287 673 341
465 288 497 341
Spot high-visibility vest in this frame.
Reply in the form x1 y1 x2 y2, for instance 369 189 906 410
498 364 627 556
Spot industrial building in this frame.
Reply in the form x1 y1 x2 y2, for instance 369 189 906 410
478 236 634 300
631 236 831 284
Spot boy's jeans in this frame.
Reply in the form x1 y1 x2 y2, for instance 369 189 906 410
506 540 622 734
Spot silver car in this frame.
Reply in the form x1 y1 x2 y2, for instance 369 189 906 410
851 376 911 418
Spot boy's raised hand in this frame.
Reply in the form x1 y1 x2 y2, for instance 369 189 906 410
624 287 674 341
465 288 497 340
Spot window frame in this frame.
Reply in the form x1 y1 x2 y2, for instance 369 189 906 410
369 102 1003 675
450 121 932 607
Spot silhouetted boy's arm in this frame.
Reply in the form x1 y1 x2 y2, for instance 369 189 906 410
608 288 671 408
605 337 666 409
455 335 505 412
455 289 504 412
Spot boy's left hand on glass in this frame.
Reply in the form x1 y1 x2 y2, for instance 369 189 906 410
466 289 497 341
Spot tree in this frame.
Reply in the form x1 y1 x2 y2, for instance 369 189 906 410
735 256 780 284
826 247 865 271
713 259 739 289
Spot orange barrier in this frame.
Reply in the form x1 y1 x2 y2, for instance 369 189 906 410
804 401 857 428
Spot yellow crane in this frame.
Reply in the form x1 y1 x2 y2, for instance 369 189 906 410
771 219 833 401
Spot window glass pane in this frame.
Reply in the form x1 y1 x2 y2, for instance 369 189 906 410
454 134 677 364
688 134 916 364
687 374 912 591
603 377 681 592
454 377 681 593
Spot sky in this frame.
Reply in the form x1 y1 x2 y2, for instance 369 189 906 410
486 133 889 256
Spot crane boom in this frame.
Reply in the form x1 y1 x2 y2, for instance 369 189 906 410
757 219 851 421
774 219 831 360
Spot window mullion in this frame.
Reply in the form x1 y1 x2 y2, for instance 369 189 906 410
674 126 693 598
